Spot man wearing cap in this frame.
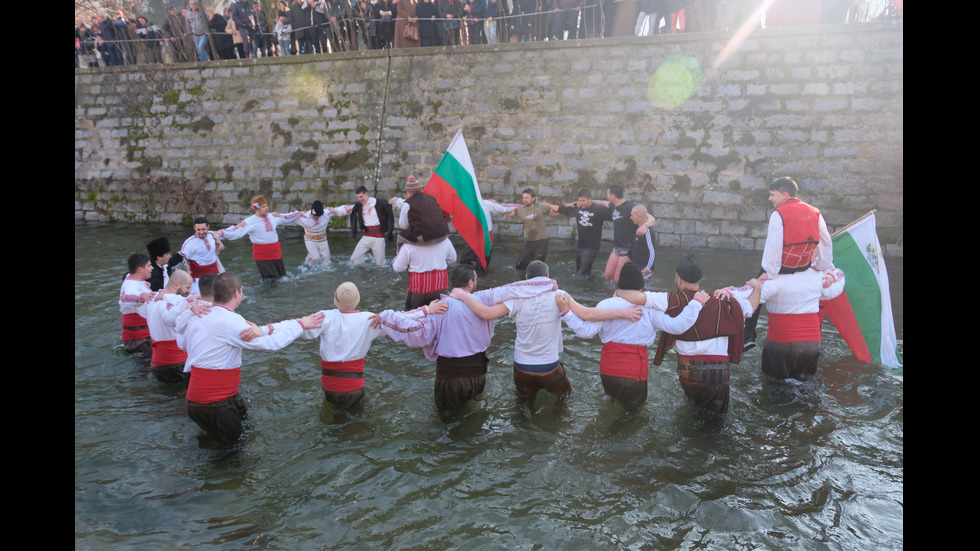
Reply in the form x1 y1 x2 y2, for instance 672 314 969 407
290 200 345 265
146 236 185 292
559 263 708 411
373 264 558 412
743 176 834 350
346 186 395 267
137 270 195 384
389 175 450 246
553 189 612 276
393 230 457 310
119 253 156 355
618 255 761 415
300 282 447 409
218 195 302 279
179 217 225 295
181 272 324 445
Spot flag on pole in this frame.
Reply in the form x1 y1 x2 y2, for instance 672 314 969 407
423 130 491 268
823 213 902 368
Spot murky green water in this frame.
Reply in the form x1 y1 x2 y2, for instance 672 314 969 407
75 222 902 550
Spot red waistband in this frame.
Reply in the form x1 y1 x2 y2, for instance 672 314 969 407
121 312 149 340
599 342 649 381
766 312 822 343
409 270 448 294
187 366 241 404
151 339 187 366
252 241 282 261
320 359 365 393
364 225 384 238
187 259 219 279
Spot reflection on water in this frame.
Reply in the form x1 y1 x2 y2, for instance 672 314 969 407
75 223 903 550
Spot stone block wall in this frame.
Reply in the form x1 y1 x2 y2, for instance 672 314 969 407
75 20 903 255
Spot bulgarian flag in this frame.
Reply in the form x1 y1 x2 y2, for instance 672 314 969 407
424 130 491 268
823 212 902 368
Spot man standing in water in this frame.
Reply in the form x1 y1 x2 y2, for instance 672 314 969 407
119 253 155 355
618 255 760 415
553 189 611 276
559 263 708 411
179 217 224 295
181 272 323 445
373 264 556 412
218 195 302 279
591 185 655 282
346 186 395 267
138 270 194 384
506 188 555 270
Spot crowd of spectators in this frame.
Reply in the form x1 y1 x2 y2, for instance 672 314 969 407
76 0 900 68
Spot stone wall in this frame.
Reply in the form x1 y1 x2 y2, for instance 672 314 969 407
74 20 903 255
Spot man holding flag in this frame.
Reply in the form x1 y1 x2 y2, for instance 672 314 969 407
421 130 495 271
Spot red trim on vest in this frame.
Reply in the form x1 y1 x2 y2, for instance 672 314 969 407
187 259 220 279
186 366 241 404
408 270 448 294
121 312 149 340
364 225 384 238
776 198 821 269
151 339 187 366
320 359 365 393
766 312 822 343
252 241 282 261
600 342 649 380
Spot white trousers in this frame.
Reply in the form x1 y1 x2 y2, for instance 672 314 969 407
350 236 386 266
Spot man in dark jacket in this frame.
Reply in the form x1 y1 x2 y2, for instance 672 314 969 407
347 186 394 266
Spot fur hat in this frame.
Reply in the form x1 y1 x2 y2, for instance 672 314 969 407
311 200 325 217
146 236 170 259
334 282 360 311
250 195 268 209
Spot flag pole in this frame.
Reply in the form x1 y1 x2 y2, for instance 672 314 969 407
831 209 877 238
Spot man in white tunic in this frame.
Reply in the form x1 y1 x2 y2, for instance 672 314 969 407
218 195 301 278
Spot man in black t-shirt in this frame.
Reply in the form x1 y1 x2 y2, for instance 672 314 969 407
553 189 612 276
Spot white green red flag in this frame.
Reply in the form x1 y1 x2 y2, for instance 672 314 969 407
424 130 491 268
823 213 902 368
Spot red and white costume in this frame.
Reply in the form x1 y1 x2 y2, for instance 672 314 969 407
299 309 389 395
137 293 191 369
179 232 221 293
181 306 305 405
220 211 301 262
762 198 833 279
392 239 457 297
119 275 152 343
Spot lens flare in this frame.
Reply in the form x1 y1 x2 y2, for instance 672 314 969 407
648 54 703 109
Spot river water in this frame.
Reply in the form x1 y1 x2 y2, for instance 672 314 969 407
75 222 903 550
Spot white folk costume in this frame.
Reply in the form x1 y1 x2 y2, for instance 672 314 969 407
291 208 343 265
348 197 394 266
561 296 703 410
179 232 221 293
137 293 191 383
392 239 457 310
732 266 845 380
220 211 301 278
181 306 306 444
119 275 152 354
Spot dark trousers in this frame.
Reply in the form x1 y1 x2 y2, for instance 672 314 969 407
187 394 248 444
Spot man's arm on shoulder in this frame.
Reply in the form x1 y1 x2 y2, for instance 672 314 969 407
450 288 509 320
566 295 641 322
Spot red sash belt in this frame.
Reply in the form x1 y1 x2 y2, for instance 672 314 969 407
252 241 282 261
364 225 384 239
766 312 821 343
151 339 187 366
121 312 149 340
187 366 241 404
408 270 448 294
320 359 365 393
599 342 649 380
187 259 219 279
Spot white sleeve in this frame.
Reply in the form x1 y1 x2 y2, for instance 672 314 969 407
643 291 669 311
650 301 703 334
814 214 833 270
762 212 783 280
560 311 602 339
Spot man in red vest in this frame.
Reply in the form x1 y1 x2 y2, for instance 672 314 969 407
744 177 832 350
